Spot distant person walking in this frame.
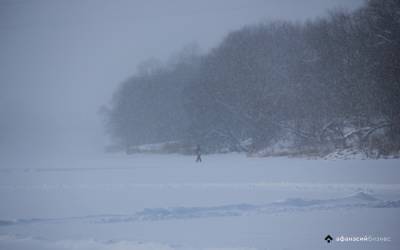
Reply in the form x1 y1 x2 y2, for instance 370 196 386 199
195 144 202 162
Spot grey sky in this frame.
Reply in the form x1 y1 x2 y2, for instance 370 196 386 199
0 0 363 160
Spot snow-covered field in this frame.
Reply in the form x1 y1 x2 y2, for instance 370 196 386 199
0 153 399 250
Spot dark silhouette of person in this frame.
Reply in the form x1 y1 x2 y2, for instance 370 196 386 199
195 144 202 162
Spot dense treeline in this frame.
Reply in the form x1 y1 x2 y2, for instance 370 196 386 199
104 0 400 157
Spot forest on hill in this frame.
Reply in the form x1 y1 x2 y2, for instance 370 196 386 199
104 0 400 158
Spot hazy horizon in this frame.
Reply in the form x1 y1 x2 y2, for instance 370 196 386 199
0 0 364 163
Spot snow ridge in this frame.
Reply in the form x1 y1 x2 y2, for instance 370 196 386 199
1 192 399 226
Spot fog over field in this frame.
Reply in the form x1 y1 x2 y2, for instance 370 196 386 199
1 1 400 250
0 0 363 163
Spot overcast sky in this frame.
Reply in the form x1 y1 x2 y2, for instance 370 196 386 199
0 0 364 161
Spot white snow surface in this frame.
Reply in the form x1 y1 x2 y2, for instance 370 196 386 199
0 153 399 250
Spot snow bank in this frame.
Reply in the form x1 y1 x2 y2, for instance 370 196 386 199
1 192 399 227
323 148 367 160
